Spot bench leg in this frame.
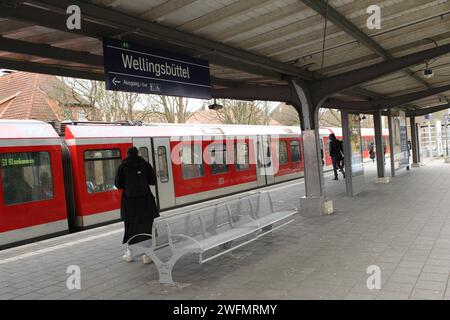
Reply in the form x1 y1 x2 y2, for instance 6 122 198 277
144 251 175 285
157 263 175 285
145 249 200 285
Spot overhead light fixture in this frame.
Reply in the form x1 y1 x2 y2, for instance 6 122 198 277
423 60 434 78
208 98 223 110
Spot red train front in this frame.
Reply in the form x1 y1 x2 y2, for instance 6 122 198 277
0 120 68 248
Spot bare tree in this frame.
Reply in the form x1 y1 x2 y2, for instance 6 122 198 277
270 103 300 126
142 95 191 123
212 99 274 125
60 78 144 122
318 108 341 127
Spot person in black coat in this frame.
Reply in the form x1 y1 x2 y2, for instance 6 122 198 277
369 142 376 162
328 133 345 180
115 147 159 261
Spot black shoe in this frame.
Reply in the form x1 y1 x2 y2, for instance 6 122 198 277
333 177 338 181
343 172 346 179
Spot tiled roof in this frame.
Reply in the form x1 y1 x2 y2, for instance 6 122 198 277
0 71 89 121
0 72 55 120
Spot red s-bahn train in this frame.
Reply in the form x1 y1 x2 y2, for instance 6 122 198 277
0 120 390 249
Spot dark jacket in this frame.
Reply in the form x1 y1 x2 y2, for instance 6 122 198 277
329 139 344 159
114 155 159 223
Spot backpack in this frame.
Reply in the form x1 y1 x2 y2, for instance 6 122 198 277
123 163 149 198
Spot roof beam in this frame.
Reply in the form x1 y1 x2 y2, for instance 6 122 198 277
0 56 244 89
324 85 450 111
300 0 432 90
309 44 450 105
300 0 390 59
0 58 104 80
17 0 314 80
0 36 103 66
406 103 450 117
0 2 281 79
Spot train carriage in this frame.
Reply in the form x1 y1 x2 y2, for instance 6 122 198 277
0 120 392 248
0 120 68 247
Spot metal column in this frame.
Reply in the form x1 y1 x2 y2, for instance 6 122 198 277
291 80 333 216
388 111 396 177
373 111 388 181
416 123 421 163
410 116 420 167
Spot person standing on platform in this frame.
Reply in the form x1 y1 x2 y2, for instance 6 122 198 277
369 142 376 163
115 147 159 263
329 133 345 180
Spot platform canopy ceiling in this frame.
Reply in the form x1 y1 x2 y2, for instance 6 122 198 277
0 0 449 112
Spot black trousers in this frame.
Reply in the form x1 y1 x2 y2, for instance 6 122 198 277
332 156 344 178
123 220 153 244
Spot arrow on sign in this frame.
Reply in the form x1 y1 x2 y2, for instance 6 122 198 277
112 77 121 86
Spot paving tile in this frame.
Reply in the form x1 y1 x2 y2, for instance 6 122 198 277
2 161 450 299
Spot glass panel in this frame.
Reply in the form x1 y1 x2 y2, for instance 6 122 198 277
235 142 250 171
279 141 288 164
157 146 169 183
84 149 121 193
181 144 204 180
1 152 53 205
209 143 229 174
139 147 149 163
290 140 301 162
84 149 120 160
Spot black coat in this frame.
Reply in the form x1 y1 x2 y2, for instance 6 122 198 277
329 139 344 159
114 155 159 223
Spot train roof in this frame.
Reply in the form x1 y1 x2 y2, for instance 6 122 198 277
0 120 60 139
65 123 303 139
0 120 389 141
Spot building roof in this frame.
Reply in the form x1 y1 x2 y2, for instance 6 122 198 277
0 71 89 121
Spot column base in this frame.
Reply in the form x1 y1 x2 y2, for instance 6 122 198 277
411 163 420 167
445 157 450 163
374 177 390 184
300 196 334 217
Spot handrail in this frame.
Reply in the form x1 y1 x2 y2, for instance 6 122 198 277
126 233 152 245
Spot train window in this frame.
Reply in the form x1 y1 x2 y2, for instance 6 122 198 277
290 140 301 162
157 146 169 183
0 152 53 205
84 149 121 193
209 143 229 174
279 141 288 165
235 142 250 171
139 147 149 163
180 144 204 179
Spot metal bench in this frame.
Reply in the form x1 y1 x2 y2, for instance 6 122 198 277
125 191 297 284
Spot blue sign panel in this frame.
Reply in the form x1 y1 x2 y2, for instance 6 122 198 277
103 38 212 99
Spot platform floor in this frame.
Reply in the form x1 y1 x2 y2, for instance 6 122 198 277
2 160 450 300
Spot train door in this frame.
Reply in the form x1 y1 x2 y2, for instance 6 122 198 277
254 137 265 187
257 135 275 186
132 138 157 201
152 137 175 210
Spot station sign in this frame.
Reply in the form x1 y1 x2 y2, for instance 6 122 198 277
103 38 212 99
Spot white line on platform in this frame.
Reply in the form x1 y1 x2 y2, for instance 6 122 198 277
0 229 123 264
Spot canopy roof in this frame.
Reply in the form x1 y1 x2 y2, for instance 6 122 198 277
0 0 449 113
